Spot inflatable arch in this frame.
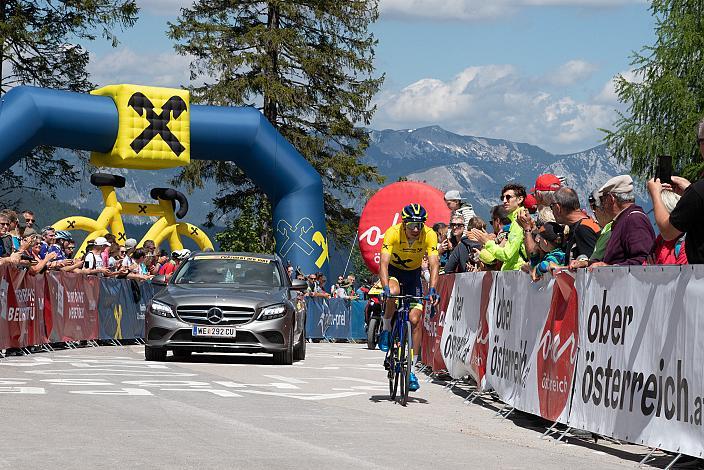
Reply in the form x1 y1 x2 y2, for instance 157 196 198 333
0 86 329 277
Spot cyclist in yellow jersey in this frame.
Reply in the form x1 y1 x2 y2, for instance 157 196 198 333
378 203 440 392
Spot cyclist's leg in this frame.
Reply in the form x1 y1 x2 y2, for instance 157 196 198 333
409 306 423 360
382 276 400 330
378 276 400 352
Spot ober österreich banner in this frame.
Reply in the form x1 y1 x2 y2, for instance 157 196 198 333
440 271 579 423
486 271 578 423
571 267 704 458
441 272 482 379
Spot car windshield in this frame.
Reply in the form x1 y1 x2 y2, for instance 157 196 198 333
172 255 282 287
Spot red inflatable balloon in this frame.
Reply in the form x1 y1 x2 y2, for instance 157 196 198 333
358 182 451 274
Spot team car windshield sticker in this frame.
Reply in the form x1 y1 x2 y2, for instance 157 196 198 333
193 255 272 263
90 84 190 170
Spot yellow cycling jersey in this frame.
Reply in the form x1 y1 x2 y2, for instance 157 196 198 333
381 223 438 271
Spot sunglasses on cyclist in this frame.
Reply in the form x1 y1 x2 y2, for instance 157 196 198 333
501 194 515 202
405 222 423 230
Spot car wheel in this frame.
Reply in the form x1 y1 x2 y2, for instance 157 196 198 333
145 345 167 362
172 349 191 360
293 322 306 361
273 322 294 365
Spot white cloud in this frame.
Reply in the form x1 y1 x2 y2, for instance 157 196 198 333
380 0 643 21
88 48 195 88
374 61 624 153
547 60 598 87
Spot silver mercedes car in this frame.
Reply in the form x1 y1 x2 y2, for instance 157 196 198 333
145 252 307 364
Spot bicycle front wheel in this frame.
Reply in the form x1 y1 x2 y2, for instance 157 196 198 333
400 320 412 406
387 344 398 399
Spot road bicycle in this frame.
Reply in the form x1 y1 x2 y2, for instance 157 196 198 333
382 294 428 406
53 173 214 257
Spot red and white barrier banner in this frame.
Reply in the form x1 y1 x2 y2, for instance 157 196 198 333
443 271 579 423
441 272 487 380
468 272 494 390
47 272 100 342
571 267 704 458
0 265 47 349
421 273 454 372
484 272 578 423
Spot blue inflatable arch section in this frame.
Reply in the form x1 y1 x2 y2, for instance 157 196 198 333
0 86 328 277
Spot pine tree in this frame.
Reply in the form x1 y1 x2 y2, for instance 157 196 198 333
168 0 385 251
603 0 704 179
0 0 138 198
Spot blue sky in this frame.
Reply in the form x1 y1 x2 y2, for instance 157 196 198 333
86 0 655 154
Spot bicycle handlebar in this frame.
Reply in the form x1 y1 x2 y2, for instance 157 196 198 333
150 187 189 219
90 173 126 189
382 294 438 318
386 294 432 301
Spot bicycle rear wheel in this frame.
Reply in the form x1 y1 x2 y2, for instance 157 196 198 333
400 320 412 406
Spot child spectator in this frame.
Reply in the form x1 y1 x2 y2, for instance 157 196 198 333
647 190 687 265
532 222 566 280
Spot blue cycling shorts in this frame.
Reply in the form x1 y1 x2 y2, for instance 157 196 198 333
388 265 423 310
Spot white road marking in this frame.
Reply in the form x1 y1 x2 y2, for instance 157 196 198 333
0 386 45 394
159 388 241 397
263 375 307 384
41 379 114 386
70 388 153 396
0 379 30 385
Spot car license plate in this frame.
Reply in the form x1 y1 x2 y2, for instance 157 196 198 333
192 326 237 337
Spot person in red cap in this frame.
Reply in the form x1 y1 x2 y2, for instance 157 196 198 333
531 173 562 224
523 194 538 214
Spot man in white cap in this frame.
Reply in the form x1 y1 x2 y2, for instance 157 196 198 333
591 175 654 267
444 190 476 232
82 236 111 275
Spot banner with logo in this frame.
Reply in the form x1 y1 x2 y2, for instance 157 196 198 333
349 300 367 340
421 274 454 372
441 272 482 379
47 272 100 342
571 267 704 458
485 271 547 412
98 278 141 340
357 181 450 274
0 266 47 348
467 271 495 390
305 298 366 340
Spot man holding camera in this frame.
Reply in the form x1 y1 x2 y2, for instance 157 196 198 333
648 119 704 264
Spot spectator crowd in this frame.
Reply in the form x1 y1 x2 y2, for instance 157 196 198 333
0 209 195 281
436 118 704 277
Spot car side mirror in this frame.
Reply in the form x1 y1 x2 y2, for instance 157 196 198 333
152 274 167 286
290 279 307 291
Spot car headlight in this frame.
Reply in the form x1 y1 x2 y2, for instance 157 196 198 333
150 300 175 318
258 304 287 321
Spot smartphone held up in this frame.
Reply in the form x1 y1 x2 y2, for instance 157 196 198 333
655 155 673 185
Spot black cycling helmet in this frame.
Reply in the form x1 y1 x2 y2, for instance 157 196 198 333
401 203 428 223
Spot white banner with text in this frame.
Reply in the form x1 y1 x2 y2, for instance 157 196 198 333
571 267 704 458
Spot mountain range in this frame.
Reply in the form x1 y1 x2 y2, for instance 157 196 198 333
6 125 648 256
365 125 647 221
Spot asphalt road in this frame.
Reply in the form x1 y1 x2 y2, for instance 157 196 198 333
0 343 685 469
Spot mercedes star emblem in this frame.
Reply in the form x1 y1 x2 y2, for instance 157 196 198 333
206 307 224 324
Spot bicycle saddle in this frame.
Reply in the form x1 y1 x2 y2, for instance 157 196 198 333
150 187 189 219
90 173 126 188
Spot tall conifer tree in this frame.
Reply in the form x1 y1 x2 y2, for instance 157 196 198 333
168 1 384 252
604 0 704 179
0 1 139 197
